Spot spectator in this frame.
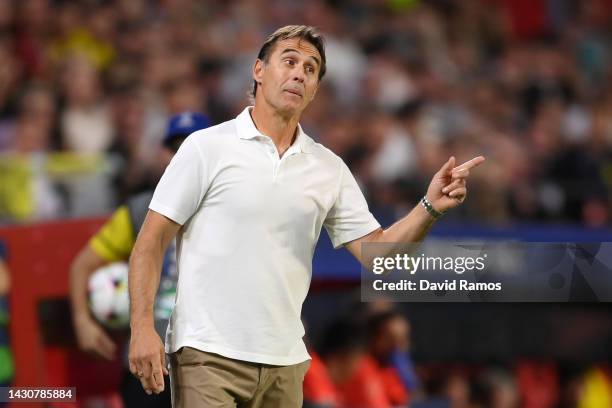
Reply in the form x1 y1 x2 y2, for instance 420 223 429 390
0 0 610 225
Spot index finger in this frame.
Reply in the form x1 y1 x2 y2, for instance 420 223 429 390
454 156 485 172
151 353 165 392
152 369 165 393
139 359 156 394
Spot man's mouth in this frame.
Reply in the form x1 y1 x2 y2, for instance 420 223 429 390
284 89 303 97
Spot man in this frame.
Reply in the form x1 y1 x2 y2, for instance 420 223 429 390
69 112 212 407
129 25 485 407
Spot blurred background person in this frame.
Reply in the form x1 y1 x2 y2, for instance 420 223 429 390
313 310 417 408
367 310 419 405
316 317 370 408
69 112 211 408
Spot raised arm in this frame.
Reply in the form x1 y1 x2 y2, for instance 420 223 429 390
128 209 181 395
345 156 485 264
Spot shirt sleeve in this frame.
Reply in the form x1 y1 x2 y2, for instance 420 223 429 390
149 136 209 225
89 205 134 262
324 160 381 249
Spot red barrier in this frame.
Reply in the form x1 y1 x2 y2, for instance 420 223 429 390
0 217 126 408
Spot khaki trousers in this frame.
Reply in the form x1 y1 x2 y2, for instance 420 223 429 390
168 347 310 408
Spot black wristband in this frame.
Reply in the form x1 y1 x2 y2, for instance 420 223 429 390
420 196 444 219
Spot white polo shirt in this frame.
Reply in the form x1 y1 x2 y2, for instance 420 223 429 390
150 107 380 365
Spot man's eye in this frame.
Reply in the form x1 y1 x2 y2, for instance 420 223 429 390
306 66 315 73
285 59 295 66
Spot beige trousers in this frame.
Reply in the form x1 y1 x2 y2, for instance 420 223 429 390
168 347 310 408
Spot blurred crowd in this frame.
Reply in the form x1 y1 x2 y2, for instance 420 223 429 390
303 301 612 408
1 2 612 406
1 0 612 225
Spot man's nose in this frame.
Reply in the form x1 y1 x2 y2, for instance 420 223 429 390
293 66 306 83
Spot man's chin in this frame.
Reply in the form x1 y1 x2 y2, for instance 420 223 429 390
261 95 307 117
277 102 304 117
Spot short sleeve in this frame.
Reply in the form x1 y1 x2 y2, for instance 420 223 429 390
89 205 134 262
149 137 209 225
324 161 380 249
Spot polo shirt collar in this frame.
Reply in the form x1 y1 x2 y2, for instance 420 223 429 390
236 107 313 153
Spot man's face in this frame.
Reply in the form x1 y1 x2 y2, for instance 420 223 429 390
253 38 322 116
372 316 411 358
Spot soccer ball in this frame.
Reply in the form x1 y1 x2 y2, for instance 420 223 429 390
88 262 130 329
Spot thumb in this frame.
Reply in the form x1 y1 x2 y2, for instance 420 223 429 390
437 156 455 177
96 331 117 361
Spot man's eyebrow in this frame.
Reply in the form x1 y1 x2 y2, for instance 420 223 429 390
279 48 320 67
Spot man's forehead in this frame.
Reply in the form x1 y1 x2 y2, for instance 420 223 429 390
272 38 321 60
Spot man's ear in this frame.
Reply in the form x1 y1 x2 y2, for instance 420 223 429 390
253 59 264 86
